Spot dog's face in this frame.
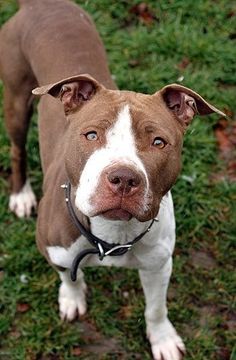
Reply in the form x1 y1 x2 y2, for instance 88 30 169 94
64 91 184 222
33 74 224 222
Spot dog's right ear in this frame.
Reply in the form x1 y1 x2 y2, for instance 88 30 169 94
32 74 102 114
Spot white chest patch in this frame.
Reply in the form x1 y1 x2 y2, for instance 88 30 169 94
75 104 149 216
47 192 176 271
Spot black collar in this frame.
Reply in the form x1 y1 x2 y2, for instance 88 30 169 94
61 181 157 282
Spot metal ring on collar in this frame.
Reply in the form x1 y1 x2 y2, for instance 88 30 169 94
104 244 132 256
97 242 105 260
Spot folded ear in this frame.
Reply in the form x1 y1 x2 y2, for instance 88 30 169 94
160 84 226 128
32 74 102 114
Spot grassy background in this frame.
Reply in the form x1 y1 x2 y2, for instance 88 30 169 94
0 0 235 359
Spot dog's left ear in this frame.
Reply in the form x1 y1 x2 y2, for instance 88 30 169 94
32 74 102 114
159 84 225 128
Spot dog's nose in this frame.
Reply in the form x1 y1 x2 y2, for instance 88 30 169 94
107 167 142 196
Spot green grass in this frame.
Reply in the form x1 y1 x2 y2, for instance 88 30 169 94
0 0 236 359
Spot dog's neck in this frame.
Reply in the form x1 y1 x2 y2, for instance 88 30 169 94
89 216 149 245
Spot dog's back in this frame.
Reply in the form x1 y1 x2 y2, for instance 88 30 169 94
0 0 116 208
0 0 115 87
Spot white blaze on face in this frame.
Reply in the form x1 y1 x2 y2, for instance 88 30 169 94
75 104 149 216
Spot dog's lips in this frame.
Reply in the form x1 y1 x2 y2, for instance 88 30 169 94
88 191 155 222
101 208 133 221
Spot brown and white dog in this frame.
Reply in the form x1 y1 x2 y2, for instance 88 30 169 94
0 1 225 359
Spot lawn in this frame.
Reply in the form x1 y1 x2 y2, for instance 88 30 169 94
0 0 235 359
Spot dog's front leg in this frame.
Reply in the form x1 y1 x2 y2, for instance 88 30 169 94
139 259 185 360
58 269 87 321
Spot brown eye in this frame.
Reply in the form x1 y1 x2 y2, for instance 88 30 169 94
85 131 98 141
152 137 166 148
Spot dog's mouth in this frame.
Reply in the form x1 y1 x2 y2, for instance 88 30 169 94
86 190 155 222
101 208 133 221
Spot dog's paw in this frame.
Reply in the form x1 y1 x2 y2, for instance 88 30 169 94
148 320 185 360
151 335 185 360
9 180 37 218
58 282 87 321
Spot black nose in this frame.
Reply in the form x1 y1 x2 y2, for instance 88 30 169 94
107 167 142 196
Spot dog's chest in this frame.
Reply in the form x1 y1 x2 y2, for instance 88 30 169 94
47 218 148 269
47 194 176 271
47 234 140 269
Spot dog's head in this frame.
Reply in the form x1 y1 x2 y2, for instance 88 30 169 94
33 74 225 222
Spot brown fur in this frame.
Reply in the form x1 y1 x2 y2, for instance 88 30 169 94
0 0 224 265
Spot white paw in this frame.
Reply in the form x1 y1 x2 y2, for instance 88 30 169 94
148 320 185 360
9 180 37 218
58 281 87 321
151 335 185 360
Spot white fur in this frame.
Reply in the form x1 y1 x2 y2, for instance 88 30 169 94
75 105 149 216
9 179 37 218
151 330 185 360
47 191 184 359
58 269 87 321
140 263 185 360
47 192 184 359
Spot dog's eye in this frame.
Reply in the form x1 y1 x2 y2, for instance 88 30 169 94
85 131 98 141
152 137 166 148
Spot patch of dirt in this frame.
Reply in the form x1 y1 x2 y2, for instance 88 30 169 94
215 347 231 360
71 320 143 359
222 310 236 331
81 338 121 356
198 305 218 327
167 286 177 301
37 355 60 360
77 320 124 357
181 323 196 338
212 114 236 182
189 249 217 270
